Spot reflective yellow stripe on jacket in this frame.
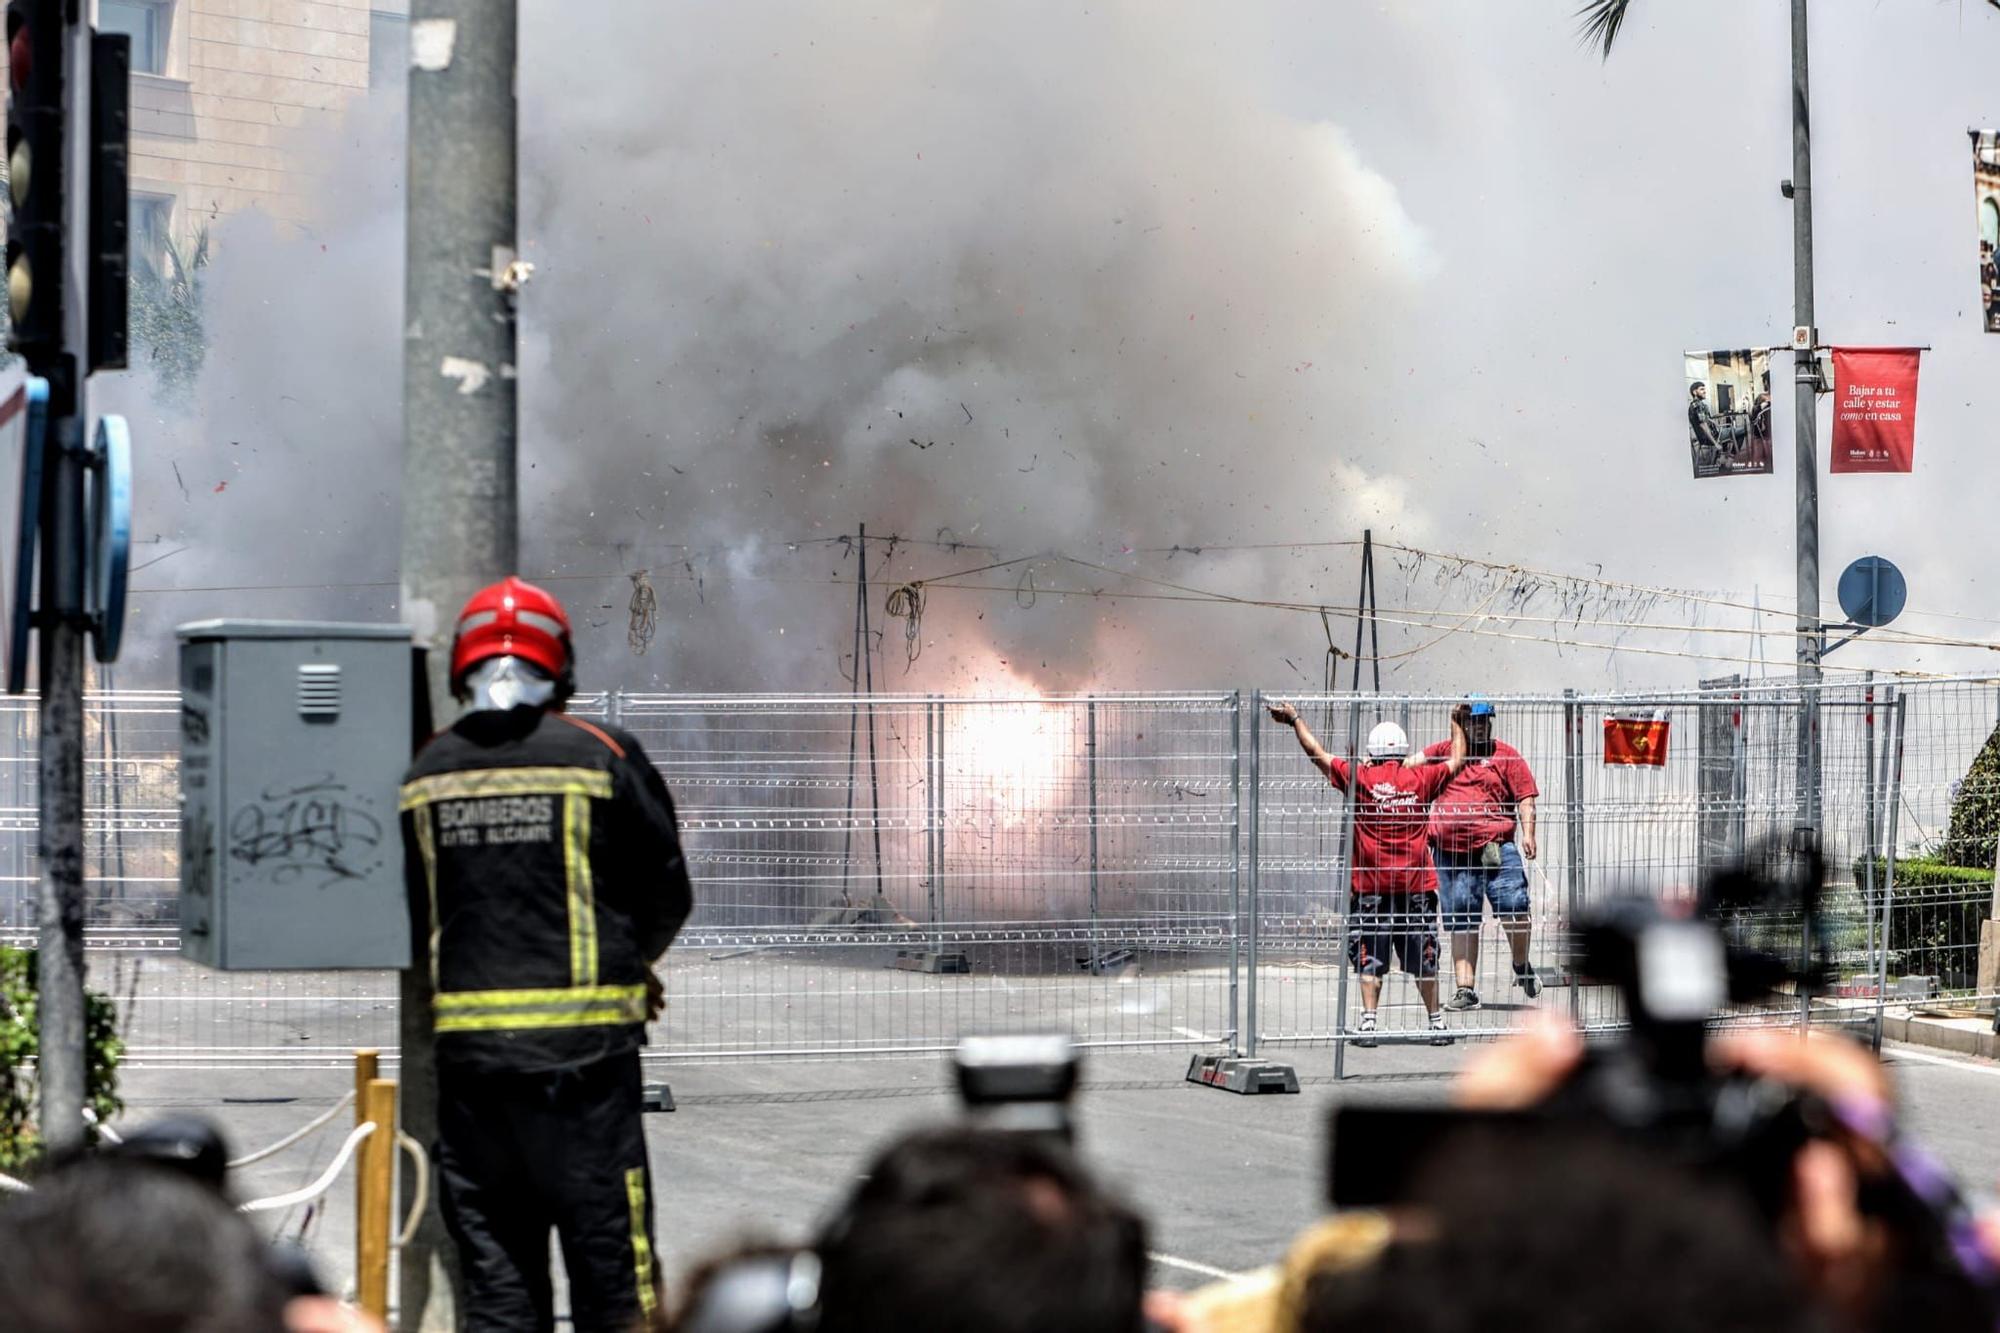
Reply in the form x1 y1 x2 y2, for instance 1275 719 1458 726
432 983 647 1033
399 766 612 809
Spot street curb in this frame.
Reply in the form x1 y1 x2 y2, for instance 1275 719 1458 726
1879 1012 2000 1061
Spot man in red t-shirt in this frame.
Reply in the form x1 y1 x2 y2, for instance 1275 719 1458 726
1268 701 1468 1047
1419 697 1540 1012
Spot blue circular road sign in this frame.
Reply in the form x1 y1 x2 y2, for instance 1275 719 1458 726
89 414 132 664
1837 555 1907 629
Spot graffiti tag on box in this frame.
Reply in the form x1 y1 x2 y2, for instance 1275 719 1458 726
228 774 385 889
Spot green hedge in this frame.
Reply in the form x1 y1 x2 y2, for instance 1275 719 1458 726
1853 857 1993 992
0 948 123 1171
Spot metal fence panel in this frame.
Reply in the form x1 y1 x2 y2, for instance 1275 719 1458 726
1244 681 1997 1055
619 694 1241 1061
0 681 1994 1068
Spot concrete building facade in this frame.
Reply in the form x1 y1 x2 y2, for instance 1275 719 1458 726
104 0 406 273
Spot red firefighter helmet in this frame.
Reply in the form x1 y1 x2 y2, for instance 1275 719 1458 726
449 576 573 688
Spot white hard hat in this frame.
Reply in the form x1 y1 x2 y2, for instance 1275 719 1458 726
1366 721 1410 759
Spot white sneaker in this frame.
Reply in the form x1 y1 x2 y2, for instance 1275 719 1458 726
1353 1012 1379 1048
1429 1011 1453 1046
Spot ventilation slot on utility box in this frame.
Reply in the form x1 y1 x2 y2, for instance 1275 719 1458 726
297 664 342 719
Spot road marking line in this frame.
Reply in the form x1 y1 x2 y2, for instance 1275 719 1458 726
1149 1252 1249 1282
1884 1044 2000 1078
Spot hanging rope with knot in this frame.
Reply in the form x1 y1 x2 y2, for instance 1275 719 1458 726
628 570 658 656
885 583 924 670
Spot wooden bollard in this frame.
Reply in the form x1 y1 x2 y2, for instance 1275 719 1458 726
357 1076 398 1322
354 1049 378 1127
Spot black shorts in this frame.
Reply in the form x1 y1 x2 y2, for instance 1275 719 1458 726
1347 890 1440 979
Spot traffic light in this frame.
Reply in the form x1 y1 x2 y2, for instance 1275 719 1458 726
5 0 64 372
87 30 127 371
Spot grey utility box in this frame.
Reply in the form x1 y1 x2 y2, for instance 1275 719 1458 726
177 620 414 969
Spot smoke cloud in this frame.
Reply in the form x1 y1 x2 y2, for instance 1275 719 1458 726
99 2 2000 694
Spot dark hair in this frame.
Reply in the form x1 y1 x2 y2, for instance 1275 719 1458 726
1690 381 1707 395
813 1127 1149 1333
0 1157 291 1332
1299 1129 1822 1333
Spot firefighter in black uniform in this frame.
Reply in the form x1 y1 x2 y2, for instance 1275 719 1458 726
401 576 693 1331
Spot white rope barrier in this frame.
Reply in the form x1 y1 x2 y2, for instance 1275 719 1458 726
238 1122 377 1215
227 1091 357 1168
80 1107 122 1145
393 1130 431 1249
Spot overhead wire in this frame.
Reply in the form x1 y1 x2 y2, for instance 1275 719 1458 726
123 532 2000 673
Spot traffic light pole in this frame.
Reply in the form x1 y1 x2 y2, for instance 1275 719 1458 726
33 0 98 1159
400 1 520 1323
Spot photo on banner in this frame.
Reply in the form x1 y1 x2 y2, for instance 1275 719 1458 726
1684 349 1772 479
1830 348 1921 474
1977 130 1999 334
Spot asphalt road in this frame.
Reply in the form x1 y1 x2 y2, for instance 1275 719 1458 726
106 1036 2000 1309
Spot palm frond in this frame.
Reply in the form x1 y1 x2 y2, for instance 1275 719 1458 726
1574 0 1633 59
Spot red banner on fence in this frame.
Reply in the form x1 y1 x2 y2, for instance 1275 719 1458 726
1829 348 1921 473
1603 716 1670 767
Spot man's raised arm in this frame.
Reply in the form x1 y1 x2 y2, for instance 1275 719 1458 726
1266 701 1338 783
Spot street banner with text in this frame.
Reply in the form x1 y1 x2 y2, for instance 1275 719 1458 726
1829 348 1921 474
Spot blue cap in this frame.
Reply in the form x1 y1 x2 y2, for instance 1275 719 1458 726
1467 694 1495 717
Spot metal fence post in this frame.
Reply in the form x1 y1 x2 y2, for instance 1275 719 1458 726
1332 697 1361 1080
1563 689 1583 1026
1861 674 1879 1007
1087 698 1101 973
926 696 941 948
1246 691 1262 1058
1874 690 1907 1047
1228 692 1242 1057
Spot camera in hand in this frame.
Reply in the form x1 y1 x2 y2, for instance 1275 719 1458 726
953 1033 1080 1140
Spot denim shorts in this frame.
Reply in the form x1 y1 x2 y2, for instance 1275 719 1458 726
1435 842 1529 933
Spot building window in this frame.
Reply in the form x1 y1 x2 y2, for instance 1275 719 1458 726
1983 197 1999 252
369 11 408 92
130 195 172 280
99 1 170 77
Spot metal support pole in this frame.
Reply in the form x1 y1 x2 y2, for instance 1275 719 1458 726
1245 692 1262 1058
399 3 519 1321
34 0 99 1163
838 527 864 904
859 541 887 908
1332 699 1361 1080
1228 693 1242 1057
1791 0 1823 840
1087 699 1100 972
1563 690 1584 1026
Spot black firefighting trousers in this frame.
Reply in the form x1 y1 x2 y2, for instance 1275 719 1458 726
436 1050 659 1332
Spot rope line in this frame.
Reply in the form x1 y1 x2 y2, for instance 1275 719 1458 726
227 1091 356 1167
239 1122 377 1214
392 1130 431 1249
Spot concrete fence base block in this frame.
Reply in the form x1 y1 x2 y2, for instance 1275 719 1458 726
1185 1054 1300 1095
